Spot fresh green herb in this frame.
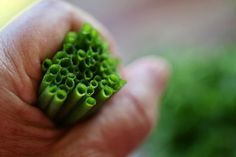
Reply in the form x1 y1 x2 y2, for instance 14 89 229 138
37 23 126 126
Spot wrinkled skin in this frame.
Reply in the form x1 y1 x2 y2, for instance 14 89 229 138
0 0 169 157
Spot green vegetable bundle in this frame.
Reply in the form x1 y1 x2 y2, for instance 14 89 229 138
37 23 126 126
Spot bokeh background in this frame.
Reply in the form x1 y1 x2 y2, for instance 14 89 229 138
67 0 236 157
1 0 236 156
68 0 236 62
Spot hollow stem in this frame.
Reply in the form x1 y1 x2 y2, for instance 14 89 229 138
54 74 63 85
63 97 96 125
90 80 98 89
65 77 75 92
112 79 127 92
87 86 113 116
78 50 86 61
47 64 61 75
42 58 52 74
58 84 69 93
57 83 87 120
53 51 67 61
98 79 108 89
86 85 95 96
60 58 72 68
81 23 92 35
94 75 102 82
63 43 75 55
38 85 57 110
84 70 93 81
39 73 56 93
71 54 80 66
46 89 67 119
107 74 120 87
60 68 68 76
67 73 76 80
64 32 77 44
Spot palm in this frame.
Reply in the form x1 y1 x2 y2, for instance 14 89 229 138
0 1 168 157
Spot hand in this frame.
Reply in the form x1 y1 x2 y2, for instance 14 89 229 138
0 0 169 156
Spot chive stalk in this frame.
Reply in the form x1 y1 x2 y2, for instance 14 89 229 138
38 85 57 109
63 43 75 55
86 85 95 96
46 89 67 119
65 77 75 92
78 50 86 61
94 75 102 82
84 70 93 81
67 73 76 80
64 32 77 44
42 58 52 73
87 86 114 116
71 55 80 66
53 51 67 61
90 80 98 89
60 68 68 76
63 97 96 125
60 58 72 68
95 86 114 103
58 84 69 93
57 83 87 120
48 64 61 75
39 73 56 93
54 74 63 85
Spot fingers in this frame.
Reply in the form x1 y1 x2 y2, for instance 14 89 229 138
51 57 169 157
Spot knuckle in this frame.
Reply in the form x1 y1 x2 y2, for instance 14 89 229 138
126 90 155 131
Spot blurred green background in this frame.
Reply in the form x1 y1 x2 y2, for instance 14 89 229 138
67 0 236 157
145 49 236 157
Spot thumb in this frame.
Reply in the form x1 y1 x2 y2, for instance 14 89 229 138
124 56 169 125
50 57 169 157
106 57 169 156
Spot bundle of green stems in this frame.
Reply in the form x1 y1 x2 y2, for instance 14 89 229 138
38 23 126 126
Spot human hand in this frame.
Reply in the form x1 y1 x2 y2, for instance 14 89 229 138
0 0 169 156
